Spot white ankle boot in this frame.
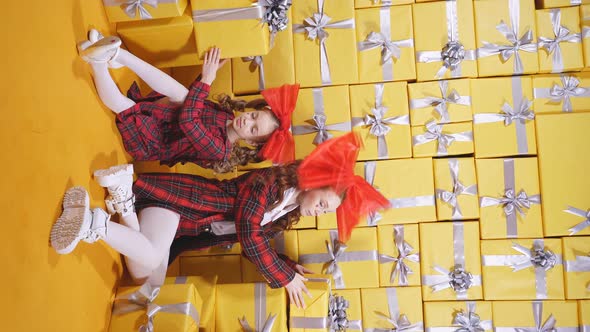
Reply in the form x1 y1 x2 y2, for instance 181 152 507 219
78 33 122 65
94 164 135 217
87 29 124 68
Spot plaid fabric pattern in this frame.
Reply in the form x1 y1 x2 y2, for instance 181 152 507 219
116 80 233 167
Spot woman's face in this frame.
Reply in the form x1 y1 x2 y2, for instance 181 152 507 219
231 109 278 143
299 188 342 217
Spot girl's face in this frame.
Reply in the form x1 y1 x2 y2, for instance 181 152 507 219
299 188 342 217
232 109 278 143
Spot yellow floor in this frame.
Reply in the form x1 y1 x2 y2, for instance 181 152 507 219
0 1 143 330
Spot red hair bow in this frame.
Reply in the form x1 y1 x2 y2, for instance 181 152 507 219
259 84 299 164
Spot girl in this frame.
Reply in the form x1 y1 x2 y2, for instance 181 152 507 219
49 133 389 308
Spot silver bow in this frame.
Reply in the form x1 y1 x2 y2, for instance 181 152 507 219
260 0 291 33
374 313 424 332
538 9 581 73
310 114 333 145
510 242 557 272
239 313 277 332
328 295 350 331
501 99 535 126
436 159 478 219
454 311 486 332
413 121 473 155
549 76 589 112
379 226 420 286
242 56 265 91
358 31 413 64
515 302 557 332
325 240 348 288
481 189 541 218
124 0 158 19
442 41 466 72
409 80 471 124
563 205 590 235
428 265 475 293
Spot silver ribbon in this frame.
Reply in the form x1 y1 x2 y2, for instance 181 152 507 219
563 206 590 235
379 225 420 286
291 88 352 145
351 84 410 159
328 295 363 331
193 5 264 22
533 75 590 112
289 278 331 329
389 195 436 209
239 283 276 332
538 9 581 73
409 80 472 124
293 0 355 85
259 0 292 46
412 121 473 156
436 158 478 220
364 161 383 226
583 16 590 39
371 0 393 4
425 302 493 332
242 56 266 92
112 283 200 332
495 302 579 332
123 0 159 19
477 0 537 74
564 253 590 291
365 288 424 332
583 326 590 332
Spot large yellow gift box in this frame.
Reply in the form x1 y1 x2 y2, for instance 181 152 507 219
241 230 299 283
562 236 590 299
408 79 473 126
361 287 424 331
350 82 412 160
481 238 565 300
493 301 579 332
533 74 590 114
355 0 413 9
378 224 421 287
580 300 590 331
411 121 474 157
420 221 483 301
536 7 583 74
179 255 242 284
474 0 539 77
109 283 202 332
298 228 379 289
171 63 233 101
191 0 270 60
476 158 543 239
215 283 287 332
582 5 590 70
289 276 332 331
424 301 493 332
471 76 537 158
292 0 358 87
291 85 352 159
536 113 590 236
103 0 187 23
165 276 218 332
434 157 479 221
356 5 416 83
413 0 478 81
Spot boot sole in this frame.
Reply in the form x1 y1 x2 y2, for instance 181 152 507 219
62 186 89 210
94 164 134 188
79 37 121 63
50 206 92 255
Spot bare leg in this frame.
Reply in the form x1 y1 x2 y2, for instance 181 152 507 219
90 62 135 114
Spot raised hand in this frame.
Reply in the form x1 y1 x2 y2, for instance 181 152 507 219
200 47 228 85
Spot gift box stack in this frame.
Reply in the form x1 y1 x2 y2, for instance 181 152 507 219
103 0 590 330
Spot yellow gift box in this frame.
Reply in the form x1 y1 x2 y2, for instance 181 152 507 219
109 283 202 332
103 0 187 23
533 73 590 114
332 289 363 331
413 0 478 81
180 243 242 257
191 0 270 60
361 287 423 331
241 230 299 283
536 113 590 236
424 301 493 332
291 85 352 159
355 0 413 9
582 5 590 70
215 283 287 332
419 221 483 301
350 82 412 160
471 76 537 158
580 300 590 329
537 7 584 73
289 276 331 332
175 163 238 180
298 228 379 289
539 0 590 8
378 224 421 287
165 276 218 332
292 215 317 229
434 157 479 221
411 121 474 157
171 63 233 101
292 0 358 87
474 0 539 77
117 8 200 68
356 5 416 83
493 301 579 332
408 79 473 126
481 238 565 300
475 157 543 239
562 236 590 299
179 255 242 284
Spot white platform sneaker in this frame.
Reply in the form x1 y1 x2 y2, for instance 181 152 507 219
94 164 135 217
77 32 122 65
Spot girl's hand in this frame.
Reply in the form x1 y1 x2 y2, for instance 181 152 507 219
284 273 313 309
200 47 228 85
295 264 315 275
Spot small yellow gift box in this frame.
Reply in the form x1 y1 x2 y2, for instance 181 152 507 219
117 8 200 68
474 0 539 77
536 113 590 237
215 283 287 332
289 276 332 331
291 85 352 159
170 63 233 102
356 5 415 84
179 255 242 284
539 0 590 8
582 5 590 70
109 283 202 332
424 301 493 332
350 82 412 160
191 0 270 60
165 276 217 332
580 300 590 330
355 0 413 9
361 287 423 331
493 301 579 332
481 238 565 300
420 221 483 301
471 76 537 158
242 230 299 283
332 289 363 331
103 0 187 23
413 0 478 81
476 157 543 239
434 157 479 221
533 73 590 114
408 79 473 126
298 228 379 289
537 7 584 74
411 121 474 157
378 224 421 287
292 0 358 87
562 236 590 300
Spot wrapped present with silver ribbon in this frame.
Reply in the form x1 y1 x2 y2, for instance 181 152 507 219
290 293 363 330
537 8 582 73
562 236 590 298
424 302 493 332
259 0 292 46
435 158 478 220
409 80 472 125
103 0 181 21
362 287 424 332
237 283 277 332
241 56 266 92
412 121 473 156
494 301 579 332
563 205 590 235
565 253 590 290
533 75 590 113
378 225 420 286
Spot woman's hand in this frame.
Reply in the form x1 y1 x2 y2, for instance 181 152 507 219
200 47 228 85
295 264 315 275
284 273 312 309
